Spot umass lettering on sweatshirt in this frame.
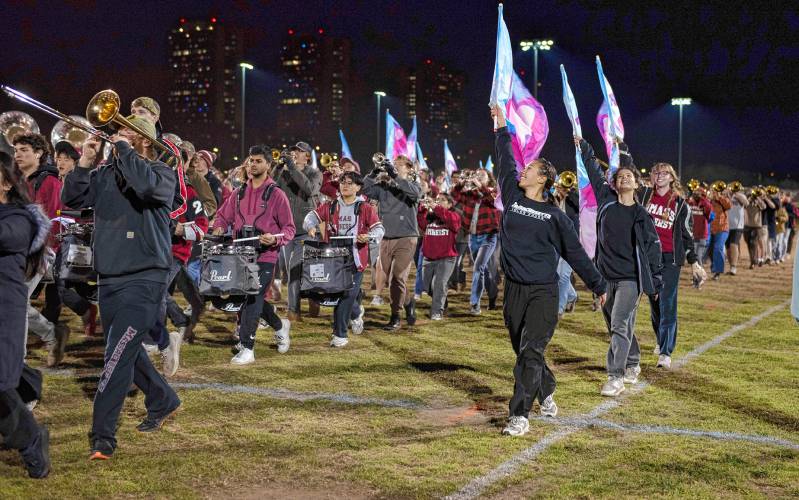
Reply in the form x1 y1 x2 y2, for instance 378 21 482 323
494 128 606 295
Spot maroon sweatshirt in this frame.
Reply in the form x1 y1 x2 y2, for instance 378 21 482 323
418 205 461 260
212 177 296 264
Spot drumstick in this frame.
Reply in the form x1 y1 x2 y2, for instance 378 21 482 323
232 233 285 243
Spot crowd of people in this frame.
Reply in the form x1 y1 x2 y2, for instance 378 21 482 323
1 94 797 477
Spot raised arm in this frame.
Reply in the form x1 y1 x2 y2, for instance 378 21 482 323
114 141 176 205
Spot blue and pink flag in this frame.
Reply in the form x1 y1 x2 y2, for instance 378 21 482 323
444 139 458 179
407 116 418 161
339 129 352 159
561 64 598 258
415 141 429 171
595 56 625 172
489 4 549 175
385 110 408 160
485 155 493 173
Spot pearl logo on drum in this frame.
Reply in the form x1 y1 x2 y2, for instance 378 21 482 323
209 269 232 282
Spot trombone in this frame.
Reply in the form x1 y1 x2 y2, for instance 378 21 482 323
1 85 177 159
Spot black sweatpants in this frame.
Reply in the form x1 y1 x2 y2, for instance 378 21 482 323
503 279 559 418
91 279 180 449
0 389 38 450
240 262 282 350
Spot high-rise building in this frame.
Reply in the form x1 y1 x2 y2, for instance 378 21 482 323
276 30 351 148
167 17 242 159
402 59 466 154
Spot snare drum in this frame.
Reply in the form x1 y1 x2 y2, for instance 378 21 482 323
199 243 261 296
57 222 96 283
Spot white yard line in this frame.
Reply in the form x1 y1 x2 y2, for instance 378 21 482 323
445 300 789 500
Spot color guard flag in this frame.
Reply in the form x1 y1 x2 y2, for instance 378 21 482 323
385 109 408 160
595 55 625 172
444 139 458 178
561 64 598 258
407 116 418 161
416 142 429 171
339 129 352 160
485 155 493 173
489 4 548 175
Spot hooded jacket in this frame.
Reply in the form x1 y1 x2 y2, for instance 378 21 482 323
271 158 321 236
62 140 176 284
639 187 697 266
363 173 421 239
580 139 663 297
0 203 49 391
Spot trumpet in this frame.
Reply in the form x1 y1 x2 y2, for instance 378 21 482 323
372 152 390 166
557 170 577 189
728 181 743 193
750 187 764 199
711 180 727 193
766 185 779 196
270 148 291 165
319 152 339 170
0 110 39 146
686 178 701 191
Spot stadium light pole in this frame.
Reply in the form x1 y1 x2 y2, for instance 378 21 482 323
520 39 554 99
671 97 692 179
239 62 254 158
374 91 386 153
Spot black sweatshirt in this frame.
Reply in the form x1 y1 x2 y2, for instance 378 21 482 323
495 128 606 295
61 141 176 284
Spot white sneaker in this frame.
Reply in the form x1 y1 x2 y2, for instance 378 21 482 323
351 306 365 335
161 330 183 377
653 344 660 356
231 347 255 365
729 266 737 275
430 313 443 321
601 376 625 397
258 319 269 330
183 305 193 317
26 399 38 411
657 354 672 369
143 343 159 357
370 295 383 306
623 365 641 385
274 319 291 354
330 335 349 348
413 293 421 301
540 394 558 417
502 415 529 436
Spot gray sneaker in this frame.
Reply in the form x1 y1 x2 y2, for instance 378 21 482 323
600 376 625 397
623 365 641 385
469 304 481 316
502 415 529 436
350 306 365 335
540 394 558 417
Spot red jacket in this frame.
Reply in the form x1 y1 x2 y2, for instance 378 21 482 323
26 166 63 249
172 185 209 263
688 196 712 240
418 205 461 260
213 178 296 264
310 199 381 272
451 184 500 235
320 170 339 200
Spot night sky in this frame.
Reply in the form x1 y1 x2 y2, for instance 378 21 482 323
2 0 797 183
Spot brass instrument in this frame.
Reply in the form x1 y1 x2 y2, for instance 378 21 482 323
749 187 764 199
372 152 388 165
557 170 577 189
686 178 700 191
86 90 173 157
711 180 727 193
728 181 742 193
766 185 779 196
0 110 39 146
319 152 339 170
51 115 92 150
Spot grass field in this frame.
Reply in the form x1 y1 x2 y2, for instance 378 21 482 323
1 258 797 499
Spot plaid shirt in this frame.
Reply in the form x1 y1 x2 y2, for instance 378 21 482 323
452 184 500 235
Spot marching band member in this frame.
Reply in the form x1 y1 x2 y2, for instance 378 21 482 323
272 141 322 322
0 152 52 478
212 145 295 365
363 155 422 330
492 106 606 437
452 168 501 314
709 188 732 280
417 192 461 320
62 115 181 460
640 163 702 366
577 136 663 389
304 171 383 346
